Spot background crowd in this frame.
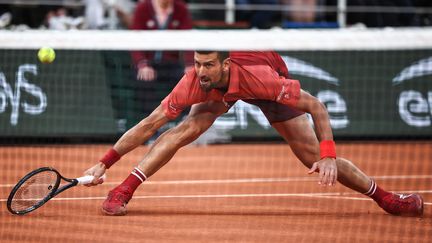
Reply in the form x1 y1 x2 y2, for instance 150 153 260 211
0 0 431 31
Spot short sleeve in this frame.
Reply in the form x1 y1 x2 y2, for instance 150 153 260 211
275 78 301 107
239 65 301 107
161 71 206 120
161 95 182 120
161 74 193 120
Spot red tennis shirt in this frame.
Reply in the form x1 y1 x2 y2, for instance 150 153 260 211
161 51 301 120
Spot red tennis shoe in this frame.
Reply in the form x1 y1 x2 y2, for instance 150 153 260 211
377 193 423 217
101 186 133 216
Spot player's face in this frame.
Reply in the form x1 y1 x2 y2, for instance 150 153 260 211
194 52 229 92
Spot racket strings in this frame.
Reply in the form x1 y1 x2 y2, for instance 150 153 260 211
10 171 58 212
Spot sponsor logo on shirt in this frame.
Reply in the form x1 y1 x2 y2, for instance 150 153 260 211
169 101 179 112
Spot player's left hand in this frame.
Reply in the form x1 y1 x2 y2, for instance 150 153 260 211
308 158 338 186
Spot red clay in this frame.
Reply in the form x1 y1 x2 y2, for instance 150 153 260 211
0 142 431 242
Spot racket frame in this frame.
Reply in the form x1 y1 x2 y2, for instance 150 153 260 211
7 167 79 215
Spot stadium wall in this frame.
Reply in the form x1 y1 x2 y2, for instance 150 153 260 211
0 29 431 141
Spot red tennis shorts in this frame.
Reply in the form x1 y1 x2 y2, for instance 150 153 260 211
242 99 304 124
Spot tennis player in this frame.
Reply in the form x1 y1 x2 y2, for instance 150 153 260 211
84 51 424 216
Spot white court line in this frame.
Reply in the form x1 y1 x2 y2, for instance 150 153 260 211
1 191 431 205
2 176 431 205
2 174 431 188
135 174 432 186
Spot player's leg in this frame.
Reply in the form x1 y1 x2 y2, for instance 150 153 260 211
251 100 424 216
138 101 230 176
271 114 371 193
102 101 229 215
272 115 423 216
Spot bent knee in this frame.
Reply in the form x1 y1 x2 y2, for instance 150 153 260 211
184 117 211 136
170 118 210 146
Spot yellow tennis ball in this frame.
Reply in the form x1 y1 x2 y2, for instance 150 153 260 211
38 47 56 64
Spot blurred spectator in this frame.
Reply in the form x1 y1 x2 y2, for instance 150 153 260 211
85 0 106 29
45 7 85 30
0 1 87 29
235 0 279 29
5 2 46 29
346 0 417 27
409 0 431 26
282 0 320 23
0 4 12 29
187 0 226 23
324 0 421 27
114 0 138 28
84 0 136 29
131 0 193 82
0 12 11 29
130 0 194 116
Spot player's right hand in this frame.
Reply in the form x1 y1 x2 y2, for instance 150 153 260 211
83 162 107 187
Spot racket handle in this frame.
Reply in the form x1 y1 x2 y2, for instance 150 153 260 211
77 174 107 185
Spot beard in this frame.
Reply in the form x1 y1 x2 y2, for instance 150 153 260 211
199 79 214 92
198 69 226 92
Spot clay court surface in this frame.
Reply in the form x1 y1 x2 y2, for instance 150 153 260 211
0 142 431 242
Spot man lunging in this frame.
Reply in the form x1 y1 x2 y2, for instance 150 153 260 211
85 51 423 217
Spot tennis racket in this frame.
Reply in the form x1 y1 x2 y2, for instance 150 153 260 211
7 167 105 215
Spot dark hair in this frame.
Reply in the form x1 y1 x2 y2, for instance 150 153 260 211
195 51 229 63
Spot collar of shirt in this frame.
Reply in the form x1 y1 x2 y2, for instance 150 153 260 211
222 62 241 101
152 0 173 26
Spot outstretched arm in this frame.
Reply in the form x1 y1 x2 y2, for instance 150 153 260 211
113 105 169 155
295 90 333 142
295 90 337 186
84 105 170 184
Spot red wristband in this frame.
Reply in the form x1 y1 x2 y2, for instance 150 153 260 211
99 148 121 169
320 140 336 159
